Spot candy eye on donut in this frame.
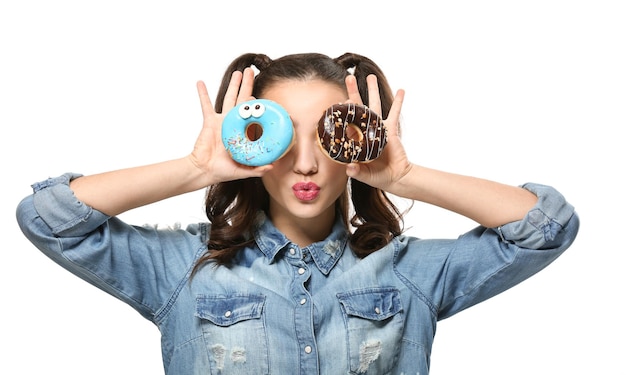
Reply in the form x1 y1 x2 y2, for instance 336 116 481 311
238 104 253 119
251 102 266 117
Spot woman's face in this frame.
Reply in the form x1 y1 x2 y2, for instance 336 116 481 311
259 79 349 228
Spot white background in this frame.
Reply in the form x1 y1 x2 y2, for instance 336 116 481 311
1 1 624 374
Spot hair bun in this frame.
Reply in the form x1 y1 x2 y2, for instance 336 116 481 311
253 54 272 70
335 52 361 70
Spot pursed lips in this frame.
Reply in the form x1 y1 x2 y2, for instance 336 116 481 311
292 182 320 201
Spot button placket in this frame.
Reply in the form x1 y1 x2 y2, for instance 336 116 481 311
286 245 317 372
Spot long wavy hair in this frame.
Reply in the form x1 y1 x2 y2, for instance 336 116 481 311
195 52 405 269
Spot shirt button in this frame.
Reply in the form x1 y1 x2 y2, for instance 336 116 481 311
374 307 381 315
224 310 232 318
298 267 305 275
289 248 296 255
304 345 312 354
300 298 307 305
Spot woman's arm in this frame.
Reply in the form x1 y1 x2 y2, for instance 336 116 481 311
389 164 538 228
345 74 538 229
70 69 270 216
69 157 208 216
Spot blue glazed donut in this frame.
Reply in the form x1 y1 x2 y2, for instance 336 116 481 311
221 99 294 166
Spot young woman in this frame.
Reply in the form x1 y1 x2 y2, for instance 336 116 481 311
16 52 579 374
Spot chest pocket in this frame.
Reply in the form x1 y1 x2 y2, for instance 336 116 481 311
195 294 269 375
337 288 404 375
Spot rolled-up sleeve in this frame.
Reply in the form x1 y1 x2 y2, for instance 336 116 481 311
497 182 578 249
29 173 111 236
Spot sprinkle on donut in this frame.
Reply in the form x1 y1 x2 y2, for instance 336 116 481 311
317 103 387 163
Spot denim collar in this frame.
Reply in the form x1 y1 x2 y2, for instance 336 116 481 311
253 211 349 275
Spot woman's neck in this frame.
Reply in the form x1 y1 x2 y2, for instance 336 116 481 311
268 208 336 248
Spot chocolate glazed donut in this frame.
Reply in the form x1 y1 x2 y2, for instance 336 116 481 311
317 103 387 163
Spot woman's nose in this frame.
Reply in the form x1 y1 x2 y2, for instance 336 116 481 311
291 136 319 175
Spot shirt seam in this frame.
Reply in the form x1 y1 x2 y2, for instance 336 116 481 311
154 223 209 325
439 240 521 319
55 238 158 319
392 238 438 318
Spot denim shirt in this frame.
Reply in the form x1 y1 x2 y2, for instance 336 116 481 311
16 173 579 375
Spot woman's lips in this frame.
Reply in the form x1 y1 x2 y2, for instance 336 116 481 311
292 182 320 201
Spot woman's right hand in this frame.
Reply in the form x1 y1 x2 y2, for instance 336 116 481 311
190 67 273 187
68 68 271 216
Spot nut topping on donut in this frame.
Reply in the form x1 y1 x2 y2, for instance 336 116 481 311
317 103 387 163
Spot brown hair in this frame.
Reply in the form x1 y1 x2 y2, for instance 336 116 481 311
196 52 404 269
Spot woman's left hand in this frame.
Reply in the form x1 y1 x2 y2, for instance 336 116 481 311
344 74 412 194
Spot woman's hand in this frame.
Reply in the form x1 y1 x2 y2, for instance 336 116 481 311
190 67 273 187
69 68 273 216
344 74 412 195
342 74 537 227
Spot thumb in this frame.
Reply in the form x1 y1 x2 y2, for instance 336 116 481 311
346 163 360 178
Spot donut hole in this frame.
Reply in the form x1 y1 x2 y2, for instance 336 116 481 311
245 122 264 141
345 123 364 142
